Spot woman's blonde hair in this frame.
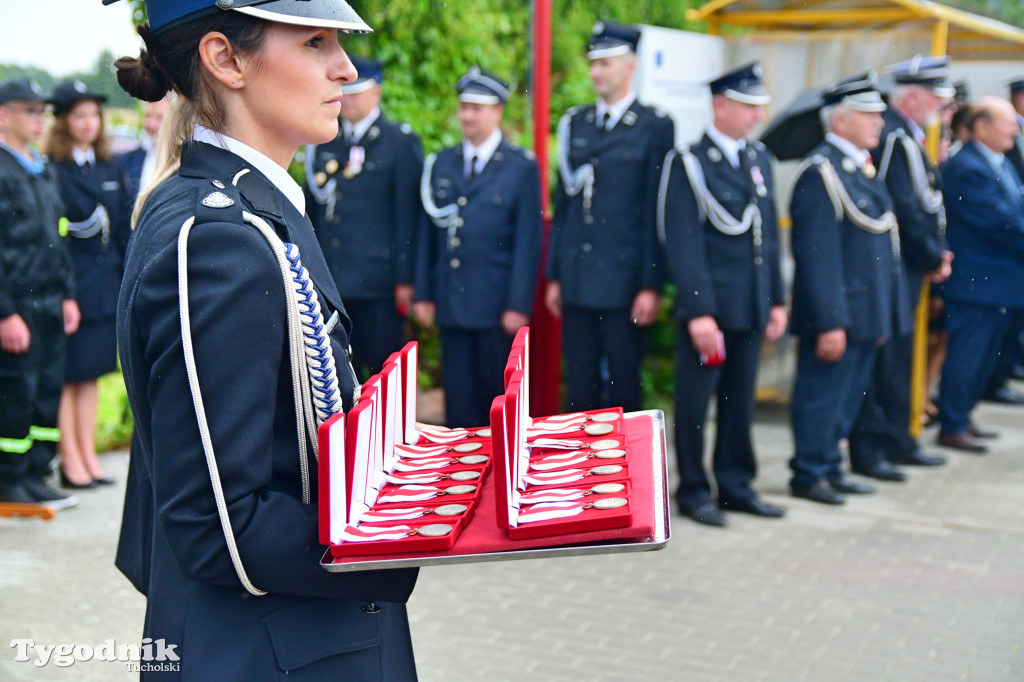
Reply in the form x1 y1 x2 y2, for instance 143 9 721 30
43 101 112 164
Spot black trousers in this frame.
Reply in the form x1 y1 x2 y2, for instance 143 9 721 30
561 305 643 413
673 326 762 512
848 331 917 471
440 326 513 428
939 302 1011 435
0 298 66 482
345 298 406 382
984 308 1024 394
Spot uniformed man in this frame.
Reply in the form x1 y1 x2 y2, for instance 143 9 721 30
846 56 955 482
658 63 787 527
545 21 675 413
0 79 80 513
788 73 911 505
414 67 542 427
305 55 424 380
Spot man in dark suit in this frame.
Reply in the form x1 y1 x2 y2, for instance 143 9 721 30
545 21 675 413
847 56 955 481
305 56 423 380
414 67 542 428
658 63 787 527
789 73 911 505
936 97 1024 452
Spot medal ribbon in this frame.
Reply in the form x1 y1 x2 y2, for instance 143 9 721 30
518 488 587 505
529 451 591 471
416 429 471 444
529 437 585 450
393 455 454 471
385 471 442 485
339 524 412 542
376 485 440 504
517 501 585 524
524 469 586 486
396 443 451 458
360 507 427 523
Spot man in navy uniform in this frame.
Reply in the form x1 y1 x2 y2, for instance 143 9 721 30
936 97 1024 452
545 21 675 413
414 67 542 427
658 63 787 527
305 55 423 379
789 73 911 505
0 79 80 512
846 56 955 482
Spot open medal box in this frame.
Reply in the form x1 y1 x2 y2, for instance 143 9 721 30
319 329 670 573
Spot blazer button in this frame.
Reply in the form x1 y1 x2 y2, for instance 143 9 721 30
451 237 461 247
450 258 462 269
582 243 593 253
362 602 381 614
457 196 468 207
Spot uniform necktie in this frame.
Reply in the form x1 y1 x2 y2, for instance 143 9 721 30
467 155 479 182
601 111 611 132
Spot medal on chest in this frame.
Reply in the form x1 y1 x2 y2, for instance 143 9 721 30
750 164 768 197
344 146 365 179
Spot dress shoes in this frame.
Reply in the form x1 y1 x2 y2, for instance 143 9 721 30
792 481 845 505
718 496 786 518
981 385 1024 405
890 448 946 467
685 502 727 527
851 460 907 482
937 430 988 454
21 477 77 511
969 422 999 439
826 475 875 495
0 481 44 505
60 468 98 490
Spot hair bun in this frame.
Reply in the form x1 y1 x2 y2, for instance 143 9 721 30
114 24 173 103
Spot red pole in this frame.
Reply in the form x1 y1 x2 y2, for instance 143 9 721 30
529 0 561 417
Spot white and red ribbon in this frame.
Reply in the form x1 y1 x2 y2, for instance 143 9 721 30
524 469 586 486
339 524 412 542
360 507 427 523
376 485 440 504
529 451 592 471
393 456 454 472
516 501 585 524
395 443 451 459
385 471 442 485
518 488 587 505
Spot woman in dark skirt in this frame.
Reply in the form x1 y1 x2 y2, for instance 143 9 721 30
44 79 129 488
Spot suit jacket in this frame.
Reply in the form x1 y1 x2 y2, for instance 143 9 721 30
116 141 418 680
305 112 424 301
873 108 946 299
414 137 542 329
120 146 146 201
548 100 675 309
941 141 1024 309
54 157 131 322
659 133 783 331
790 141 911 343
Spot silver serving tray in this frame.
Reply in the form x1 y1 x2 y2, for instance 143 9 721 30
321 410 671 573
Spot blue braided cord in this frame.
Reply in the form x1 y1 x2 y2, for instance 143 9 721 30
283 243 342 422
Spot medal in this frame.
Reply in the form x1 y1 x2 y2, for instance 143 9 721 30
589 439 621 451
344 146 365 179
583 423 614 436
441 484 477 495
516 497 628 523
588 465 623 476
324 159 340 175
457 454 489 465
589 483 626 495
449 471 480 482
863 162 877 179
453 442 483 453
590 412 619 423
313 172 328 187
430 504 469 516
414 523 453 538
475 427 492 438
590 497 628 510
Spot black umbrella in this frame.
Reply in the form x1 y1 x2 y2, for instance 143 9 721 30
760 86 827 161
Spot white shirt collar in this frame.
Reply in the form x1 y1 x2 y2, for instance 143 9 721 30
826 132 871 167
706 125 745 168
192 124 305 216
462 128 503 174
72 146 96 167
596 90 637 130
342 107 381 144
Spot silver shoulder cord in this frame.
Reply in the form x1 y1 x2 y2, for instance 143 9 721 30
176 193 349 596
795 156 900 257
556 112 595 207
65 204 111 243
303 143 338 221
420 152 464 250
877 130 945 217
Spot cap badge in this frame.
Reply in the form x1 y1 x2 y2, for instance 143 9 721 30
74 80 87 93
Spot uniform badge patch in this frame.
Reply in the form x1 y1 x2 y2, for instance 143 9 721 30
201 191 235 208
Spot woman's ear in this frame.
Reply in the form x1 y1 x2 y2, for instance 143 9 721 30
198 32 245 89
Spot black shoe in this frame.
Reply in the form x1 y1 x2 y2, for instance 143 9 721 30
21 477 77 511
685 502 727 527
60 468 98 490
719 496 786 518
852 460 907 482
91 476 116 486
890 448 946 467
0 481 44 504
827 475 875 494
981 385 1024 405
792 481 845 505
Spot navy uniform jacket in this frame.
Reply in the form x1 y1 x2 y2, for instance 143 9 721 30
873 109 946 286
54 158 131 323
548 101 675 309
116 142 417 679
305 113 423 301
659 133 783 331
790 141 911 343
941 141 1024 309
120 146 146 201
414 137 542 328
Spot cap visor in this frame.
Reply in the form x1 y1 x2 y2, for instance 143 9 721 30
588 44 632 60
458 93 501 105
724 89 771 106
233 0 371 33
341 79 377 95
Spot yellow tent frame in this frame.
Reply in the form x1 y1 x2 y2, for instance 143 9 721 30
687 0 1024 436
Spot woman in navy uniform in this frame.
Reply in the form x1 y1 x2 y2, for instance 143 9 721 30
414 67 542 427
45 79 128 489
305 55 423 379
105 1 417 678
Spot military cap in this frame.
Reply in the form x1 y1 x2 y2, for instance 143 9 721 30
457 66 510 106
342 55 383 95
953 80 970 103
885 55 955 98
1008 76 1024 95
51 79 107 116
587 20 640 60
100 0 371 36
822 71 887 112
709 62 771 105
0 78 49 106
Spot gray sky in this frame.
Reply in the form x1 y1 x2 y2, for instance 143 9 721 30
0 0 141 76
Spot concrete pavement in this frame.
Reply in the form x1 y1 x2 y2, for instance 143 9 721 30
2 386 1022 681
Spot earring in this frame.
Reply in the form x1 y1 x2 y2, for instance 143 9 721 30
232 80 237 85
